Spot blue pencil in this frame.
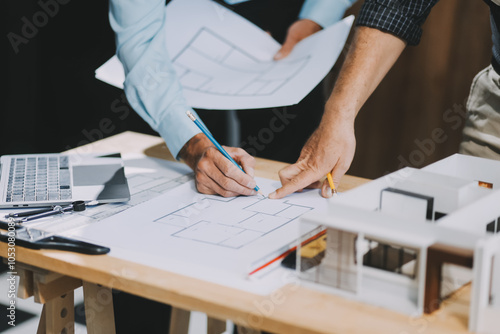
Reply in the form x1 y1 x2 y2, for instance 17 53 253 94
186 111 263 195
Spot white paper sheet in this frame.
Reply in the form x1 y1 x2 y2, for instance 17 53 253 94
95 0 354 110
65 177 330 295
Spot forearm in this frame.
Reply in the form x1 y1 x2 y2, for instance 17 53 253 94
323 0 440 125
321 26 406 127
271 22 420 199
109 0 200 158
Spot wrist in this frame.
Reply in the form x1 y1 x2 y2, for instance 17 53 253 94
298 18 322 32
322 99 356 128
179 133 214 170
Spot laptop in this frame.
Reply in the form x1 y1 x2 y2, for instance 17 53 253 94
0 152 130 208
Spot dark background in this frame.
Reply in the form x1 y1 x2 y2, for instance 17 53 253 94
2 0 494 180
2 0 156 156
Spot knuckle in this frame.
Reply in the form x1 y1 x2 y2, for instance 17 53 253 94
224 164 238 177
196 181 208 194
195 171 203 182
197 185 210 195
221 164 232 176
195 177 211 195
306 160 320 173
197 159 209 172
220 190 235 198
206 147 217 158
339 162 351 172
219 178 232 190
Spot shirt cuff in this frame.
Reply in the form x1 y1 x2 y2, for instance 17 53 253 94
299 0 355 28
155 106 202 160
356 1 423 46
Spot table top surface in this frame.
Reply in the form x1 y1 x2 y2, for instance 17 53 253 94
0 131 472 334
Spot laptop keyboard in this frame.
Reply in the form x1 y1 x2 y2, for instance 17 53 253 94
5 156 72 203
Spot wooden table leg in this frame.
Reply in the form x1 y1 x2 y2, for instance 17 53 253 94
169 307 190 334
83 281 116 334
17 267 34 299
36 292 75 334
14 265 80 334
48 293 75 334
207 317 226 334
36 306 46 334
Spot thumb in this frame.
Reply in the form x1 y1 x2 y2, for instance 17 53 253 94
274 37 298 60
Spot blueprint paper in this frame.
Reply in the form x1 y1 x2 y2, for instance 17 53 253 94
95 0 354 109
65 177 330 295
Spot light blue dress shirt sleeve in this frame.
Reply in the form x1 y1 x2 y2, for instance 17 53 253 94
299 0 357 28
109 0 201 159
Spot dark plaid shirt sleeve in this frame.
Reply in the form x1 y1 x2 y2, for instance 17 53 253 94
356 0 440 45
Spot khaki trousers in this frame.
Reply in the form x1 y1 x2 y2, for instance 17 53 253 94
460 65 500 160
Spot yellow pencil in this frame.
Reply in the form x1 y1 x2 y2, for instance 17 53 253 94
326 172 337 195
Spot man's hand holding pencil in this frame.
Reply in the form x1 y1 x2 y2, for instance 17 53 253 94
181 111 262 198
180 133 258 197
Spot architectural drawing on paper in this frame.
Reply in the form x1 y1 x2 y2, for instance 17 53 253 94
36 156 192 235
172 28 310 97
299 154 500 334
95 0 354 109
155 194 313 249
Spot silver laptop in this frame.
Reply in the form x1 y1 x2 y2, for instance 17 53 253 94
0 152 130 208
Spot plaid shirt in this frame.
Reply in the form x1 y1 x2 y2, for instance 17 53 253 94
356 0 440 45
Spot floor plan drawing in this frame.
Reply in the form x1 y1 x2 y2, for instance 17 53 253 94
172 28 310 97
95 0 354 109
67 177 329 294
154 193 313 249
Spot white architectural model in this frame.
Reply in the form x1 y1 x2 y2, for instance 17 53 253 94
299 154 500 333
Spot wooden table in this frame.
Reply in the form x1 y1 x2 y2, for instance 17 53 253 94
0 131 472 334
